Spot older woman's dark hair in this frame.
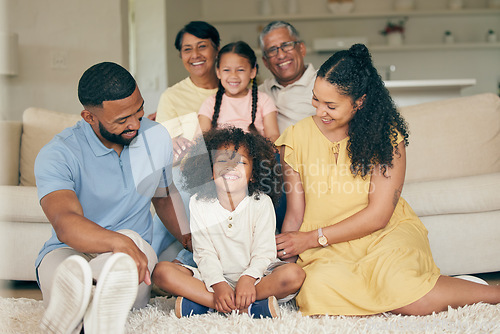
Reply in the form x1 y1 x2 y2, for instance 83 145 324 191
317 43 409 177
78 62 136 108
181 127 282 205
174 21 220 51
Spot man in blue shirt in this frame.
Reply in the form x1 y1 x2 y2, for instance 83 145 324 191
35 62 188 334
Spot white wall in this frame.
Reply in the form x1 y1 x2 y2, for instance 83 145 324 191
164 0 203 89
2 0 498 121
128 0 202 116
171 0 499 97
0 0 128 121
131 0 169 117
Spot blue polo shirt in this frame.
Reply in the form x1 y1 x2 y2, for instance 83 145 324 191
34 117 173 268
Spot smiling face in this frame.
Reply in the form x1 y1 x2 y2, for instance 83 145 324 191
212 144 253 200
82 86 145 152
312 77 362 137
261 27 306 87
216 53 257 98
179 32 218 80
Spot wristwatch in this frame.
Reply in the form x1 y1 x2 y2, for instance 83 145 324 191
318 228 328 247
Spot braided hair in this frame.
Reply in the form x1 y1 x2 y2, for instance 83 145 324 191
317 44 409 178
212 41 259 135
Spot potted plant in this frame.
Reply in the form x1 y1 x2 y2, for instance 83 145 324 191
443 30 455 44
380 19 406 46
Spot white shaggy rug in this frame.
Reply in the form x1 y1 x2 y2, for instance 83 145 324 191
1 296 500 334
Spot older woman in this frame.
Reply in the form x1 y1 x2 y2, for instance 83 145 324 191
274 44 500 316
151 21 220 267
156 21 220 164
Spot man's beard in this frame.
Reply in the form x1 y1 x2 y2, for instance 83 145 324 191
98 121 138 146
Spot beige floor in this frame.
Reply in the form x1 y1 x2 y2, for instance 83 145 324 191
1 272 500 302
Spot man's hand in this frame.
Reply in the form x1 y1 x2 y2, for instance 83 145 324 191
212 281 236 313
172 135 193 165
40 190 152 286
181 233 192 252
111 233 151 285
235 275 257 310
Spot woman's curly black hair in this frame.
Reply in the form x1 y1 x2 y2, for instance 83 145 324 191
180 127 282 205
317 43 409 178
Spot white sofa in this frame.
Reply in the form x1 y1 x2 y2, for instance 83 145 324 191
400 93 500 275
0 108 81 281
1 93 499 281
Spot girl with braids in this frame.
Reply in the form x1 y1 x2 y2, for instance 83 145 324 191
198 41 280 143
274 44 500 316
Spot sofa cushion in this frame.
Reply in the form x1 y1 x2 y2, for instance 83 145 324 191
0 121 22 185
20 108 81 186
402 172 500 217
400 93 500 183
0 185 48 223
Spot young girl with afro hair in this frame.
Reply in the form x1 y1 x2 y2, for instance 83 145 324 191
152 127 305 318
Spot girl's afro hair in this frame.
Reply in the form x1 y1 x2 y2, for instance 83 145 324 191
180 127 282 205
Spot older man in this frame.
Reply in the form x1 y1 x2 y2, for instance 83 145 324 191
35 62 188 334
259 21 317 133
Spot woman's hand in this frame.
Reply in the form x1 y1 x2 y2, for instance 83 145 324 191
275 230 316 260
212 281 236 313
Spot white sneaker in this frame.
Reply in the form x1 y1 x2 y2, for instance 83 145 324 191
40 255 92 334
454 274 489 285
83 253 138 334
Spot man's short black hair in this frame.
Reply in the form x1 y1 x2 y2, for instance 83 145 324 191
78 62 136 108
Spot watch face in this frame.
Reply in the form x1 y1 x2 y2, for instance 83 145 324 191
318 236 328 246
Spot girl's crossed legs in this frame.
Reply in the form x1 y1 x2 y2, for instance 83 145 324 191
152 261 305 313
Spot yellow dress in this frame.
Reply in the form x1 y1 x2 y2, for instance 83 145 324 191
275 117 441 316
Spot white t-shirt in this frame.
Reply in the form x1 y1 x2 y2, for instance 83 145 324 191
189 194 277 290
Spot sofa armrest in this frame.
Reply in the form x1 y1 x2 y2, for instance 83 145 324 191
0 185 48 223
0 121 22 185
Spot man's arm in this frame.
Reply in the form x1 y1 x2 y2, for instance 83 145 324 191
152 183 190 251
40 189 151 284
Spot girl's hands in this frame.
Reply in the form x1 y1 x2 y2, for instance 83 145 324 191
235 275 257 310
275 230 316 260
212 281 236 313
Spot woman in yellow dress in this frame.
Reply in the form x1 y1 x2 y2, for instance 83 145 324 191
274 44 500 316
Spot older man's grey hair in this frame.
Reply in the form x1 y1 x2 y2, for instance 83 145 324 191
258 21 301 50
